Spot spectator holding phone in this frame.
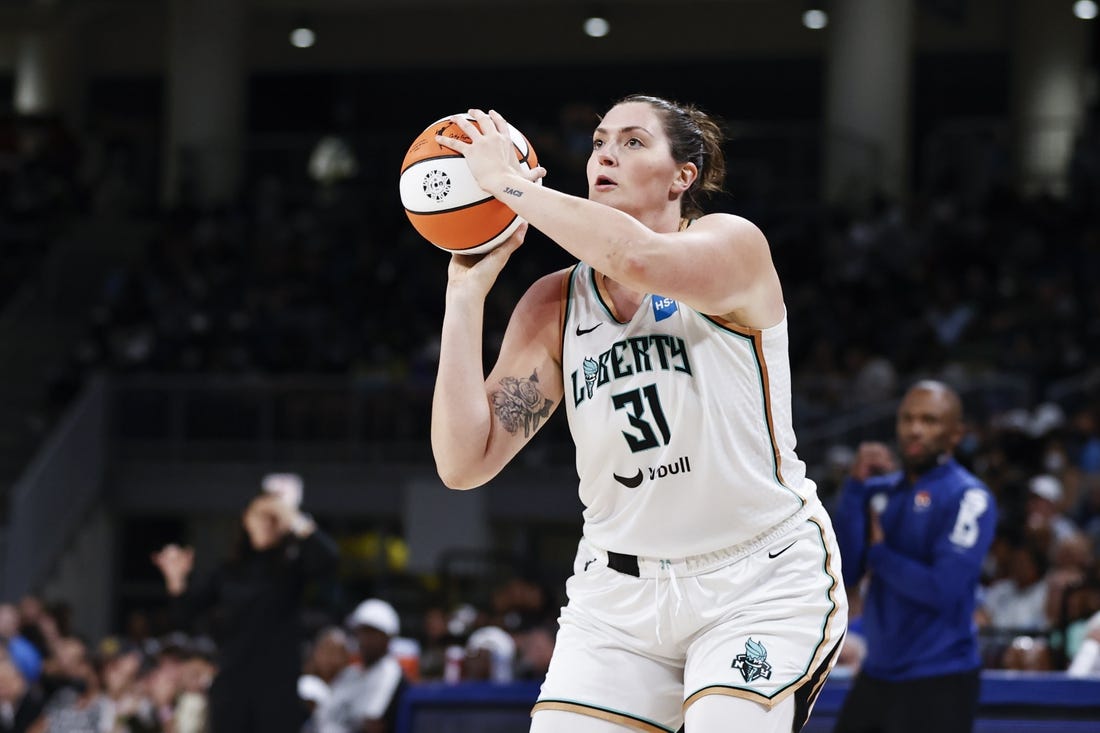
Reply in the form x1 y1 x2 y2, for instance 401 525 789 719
152 473 339 733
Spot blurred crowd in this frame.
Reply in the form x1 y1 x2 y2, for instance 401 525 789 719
3 440 1098 732
0 595 216 733
0 576 559 733
3 395 1099 732
19 106 1099 461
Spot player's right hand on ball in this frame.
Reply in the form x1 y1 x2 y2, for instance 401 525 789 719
447 222 528 291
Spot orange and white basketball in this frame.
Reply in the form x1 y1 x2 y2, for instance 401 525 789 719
399 114 539 254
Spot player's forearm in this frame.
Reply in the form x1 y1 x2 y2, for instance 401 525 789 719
867 544 979 610
431 288 495 489
484 172 771 316
164 577 188 596
485 172 654 287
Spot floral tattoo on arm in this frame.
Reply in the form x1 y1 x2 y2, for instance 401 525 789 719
492 370 554 438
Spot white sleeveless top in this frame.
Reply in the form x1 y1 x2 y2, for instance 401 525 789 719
561 262 817 558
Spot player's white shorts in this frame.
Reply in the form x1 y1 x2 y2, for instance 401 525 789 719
533 501 847 732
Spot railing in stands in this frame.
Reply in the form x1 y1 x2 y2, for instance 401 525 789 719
106 369 1074 472
795 373 1035 467
109 374 575 465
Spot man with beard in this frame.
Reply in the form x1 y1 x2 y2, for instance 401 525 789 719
832 380 997 733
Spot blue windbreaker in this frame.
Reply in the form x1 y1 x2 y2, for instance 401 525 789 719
834 458 997 680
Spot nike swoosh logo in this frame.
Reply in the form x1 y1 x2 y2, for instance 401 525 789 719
612 469 643 488
576 323 602 336
768 541 796 559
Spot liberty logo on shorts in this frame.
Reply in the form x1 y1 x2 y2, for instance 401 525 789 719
732 638 772 683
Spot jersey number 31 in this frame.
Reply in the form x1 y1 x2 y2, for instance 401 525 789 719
612 384 671 452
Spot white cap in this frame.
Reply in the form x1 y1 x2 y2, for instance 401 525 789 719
995 408 1031 433
447 603 479 637
348 599 399 636
1029 402 1066 437
297 674 331 705
262 472 303 508
466 626 516 658
1029 474 1063 504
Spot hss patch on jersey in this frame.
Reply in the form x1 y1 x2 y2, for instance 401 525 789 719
652 295 678 322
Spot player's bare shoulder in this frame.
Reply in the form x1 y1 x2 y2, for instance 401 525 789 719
518 268 572 325
507 267 573 367
690 212 769 252
525 267 573 301
684 214 780 324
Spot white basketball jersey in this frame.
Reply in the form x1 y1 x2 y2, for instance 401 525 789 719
562 262 817 558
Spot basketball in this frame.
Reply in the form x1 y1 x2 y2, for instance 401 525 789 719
399 114 540 254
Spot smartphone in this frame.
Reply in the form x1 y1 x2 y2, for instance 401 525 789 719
262 473 303 509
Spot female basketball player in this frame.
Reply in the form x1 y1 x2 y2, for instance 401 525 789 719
430 96 847 733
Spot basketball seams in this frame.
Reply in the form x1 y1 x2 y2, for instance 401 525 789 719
398 157 494 214
418 214 522 254
398 151 463 175
403 194 497 217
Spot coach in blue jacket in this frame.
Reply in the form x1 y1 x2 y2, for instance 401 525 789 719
832 380 998 733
